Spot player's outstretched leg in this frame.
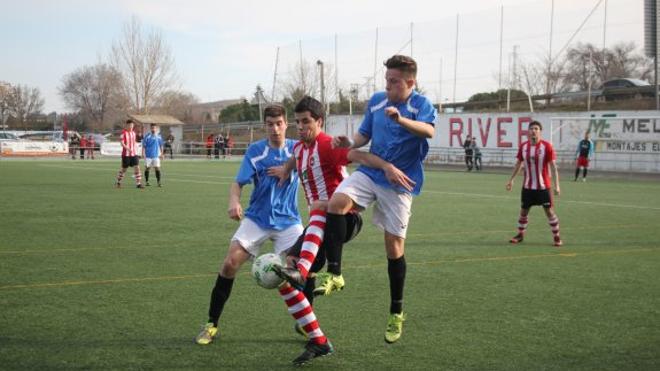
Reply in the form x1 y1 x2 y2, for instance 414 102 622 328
273 210 326 289
279 284 333 365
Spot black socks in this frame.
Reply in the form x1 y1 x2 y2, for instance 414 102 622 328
208 275 235 326
388 256 406 314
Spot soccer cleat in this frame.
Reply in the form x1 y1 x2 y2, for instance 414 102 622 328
509 233 524 244
195 323 218 345
114 183 122 188
313 273 345 296
146 182 151 186
136 184 145 189
553 236 563 247
292 340 334 366
272 265 306 290
384 312 405 343
294 323 307 338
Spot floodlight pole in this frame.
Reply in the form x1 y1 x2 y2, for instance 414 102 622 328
317 60 325 111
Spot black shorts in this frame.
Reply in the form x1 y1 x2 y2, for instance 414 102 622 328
521 188 552 209
121 156 139 168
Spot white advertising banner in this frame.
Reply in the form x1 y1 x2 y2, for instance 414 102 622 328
101 142 142 156
326 110 660 172
0 141 68 157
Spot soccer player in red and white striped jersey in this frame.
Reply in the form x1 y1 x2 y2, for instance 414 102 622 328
115 119 144 189
506 120 562 246
270 96 415 293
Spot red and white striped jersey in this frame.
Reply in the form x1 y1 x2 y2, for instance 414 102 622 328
121 129 138 157
293 132 350 205
516 139 556 190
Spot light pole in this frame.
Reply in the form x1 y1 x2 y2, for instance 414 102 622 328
317 60 325 110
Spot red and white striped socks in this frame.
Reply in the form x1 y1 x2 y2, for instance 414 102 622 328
297 209 326 278
116 170 125 185
279 284 327 344
548 215 560 238
517 214 528 235
133 167 142 186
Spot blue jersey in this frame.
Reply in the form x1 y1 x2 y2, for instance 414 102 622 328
142 133 164 158
236 139 301 230
357 91 437 195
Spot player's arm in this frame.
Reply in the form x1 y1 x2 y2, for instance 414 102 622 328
385 107 434 138
348 149 415 192
267 156 296 186
120 134 129 151
550 160 561 196
228 182 244 221
333 132 370 149
506 160 523 191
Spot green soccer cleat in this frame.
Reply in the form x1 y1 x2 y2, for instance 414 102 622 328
195 323 218 345
312 272 345 296
384 312 405 343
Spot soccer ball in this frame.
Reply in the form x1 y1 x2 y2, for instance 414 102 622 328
251 253 285 289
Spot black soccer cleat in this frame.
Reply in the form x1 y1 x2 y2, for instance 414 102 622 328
136 184 145 189
292 340 334 366
272 265 306 291
509 233 524 244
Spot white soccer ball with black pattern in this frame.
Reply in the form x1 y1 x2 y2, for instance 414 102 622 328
251 253 285 289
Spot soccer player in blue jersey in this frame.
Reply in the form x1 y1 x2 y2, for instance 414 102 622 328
141 124 164 187
195 104 333 365
323 55 437 343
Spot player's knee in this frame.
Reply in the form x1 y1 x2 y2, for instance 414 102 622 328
328 193 353 214
221 255 243 276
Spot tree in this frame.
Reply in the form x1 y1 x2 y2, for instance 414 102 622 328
59 64 125 130
561 42 653 91
0 82 12 127
152 90 199 122
9 84 45 130
111 16 178 114
279 59 335 104
218 100 259 123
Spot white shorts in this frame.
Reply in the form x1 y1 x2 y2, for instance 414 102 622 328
231 217 304 257
335 171 413 238
145 157 161 168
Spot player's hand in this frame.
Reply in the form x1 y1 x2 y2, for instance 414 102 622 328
383 163 415 192
267 165 290 186
228 202 243 221
385 106 401 122
505 180 513 191
332 135 353 148
554 186 561 196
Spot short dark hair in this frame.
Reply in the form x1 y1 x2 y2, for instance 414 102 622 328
294 96 324 121
125 119 134 125
384 55 417 77
263 104 286 119
529 120 543 130
150 123 157 127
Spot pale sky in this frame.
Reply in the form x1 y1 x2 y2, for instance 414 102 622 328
0 0 644 113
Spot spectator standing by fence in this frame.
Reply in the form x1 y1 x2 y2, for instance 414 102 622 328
165 133 175 159
86 135 95 160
